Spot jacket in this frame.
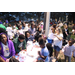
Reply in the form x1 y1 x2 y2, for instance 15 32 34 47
0 40 15 61
13 37 26 53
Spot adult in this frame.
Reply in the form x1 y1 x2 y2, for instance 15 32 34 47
13 34 26 54
28 23 36 37
48 27 55 44
22 21 26 29
34 27 43 42
53 28 63 61
62 25 69 45
12 26 17 38
6 24 13 40
17 24 24 36
0 33 15 62
25 31 34 43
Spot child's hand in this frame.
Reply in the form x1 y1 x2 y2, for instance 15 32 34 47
33 39 36 43
6 59 9 62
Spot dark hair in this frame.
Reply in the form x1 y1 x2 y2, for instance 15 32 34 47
19 34 25 39
46 43 53 57
8 24 11 27
9 57 19 62
31 23 34 27
68 38 74 44
0 28 7 33
25 31 30 39
46 43 52 50
38 37 45 45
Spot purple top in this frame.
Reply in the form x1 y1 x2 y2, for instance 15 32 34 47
0 40 15 61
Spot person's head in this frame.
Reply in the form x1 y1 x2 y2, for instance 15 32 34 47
38 37 45 48
18 25 22 29
55 28 62 34
8 24 11 27
52 24 56 29
26 31 30 38
28 23 30 28
64 25 68 29
38 27 42 32
18 34 25 42
31 23 34 29
51 27 55 33
46 43 52 50
0 33 7 45
22 22 26 27
19 21 21 24
68 39 74 46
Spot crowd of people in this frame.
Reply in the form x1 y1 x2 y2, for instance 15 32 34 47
0 19 75 62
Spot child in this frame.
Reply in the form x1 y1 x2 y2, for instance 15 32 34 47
62 39 75 62
37 38 49 62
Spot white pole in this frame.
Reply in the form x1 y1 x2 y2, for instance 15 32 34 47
45 12 50 37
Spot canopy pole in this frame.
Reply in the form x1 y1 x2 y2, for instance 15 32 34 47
45 12 50 37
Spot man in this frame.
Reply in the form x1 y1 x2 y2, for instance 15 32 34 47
13 34 26 54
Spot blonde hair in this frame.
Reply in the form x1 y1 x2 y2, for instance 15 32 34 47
64 25 68 29
55 28 62 34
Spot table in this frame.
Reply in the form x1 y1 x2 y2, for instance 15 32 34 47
15 42 41 62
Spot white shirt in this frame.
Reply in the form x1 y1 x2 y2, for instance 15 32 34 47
62 44 75 57
6 27 13 35
2 43 10 57
48 33 55 39
53 33 63 48
18 42 23 48
13 28 17 34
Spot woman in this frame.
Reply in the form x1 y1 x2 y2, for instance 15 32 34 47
25 31 34 43
53 28 63 61
48 27 55 44
34 27 42 42
0 33 15 62
62 25 69 45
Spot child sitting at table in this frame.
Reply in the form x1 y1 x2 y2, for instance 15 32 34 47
37 37 50 62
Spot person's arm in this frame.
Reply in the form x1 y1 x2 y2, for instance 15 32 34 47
23 40 26 50
54 35 63 41
0 56 6 62
38 51 46 60
54 34 63 41
11 41 15 57
13 40 18 54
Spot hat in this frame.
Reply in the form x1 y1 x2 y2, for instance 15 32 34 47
19 34 25 39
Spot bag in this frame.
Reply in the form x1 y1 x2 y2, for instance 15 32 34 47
47 39 53 44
